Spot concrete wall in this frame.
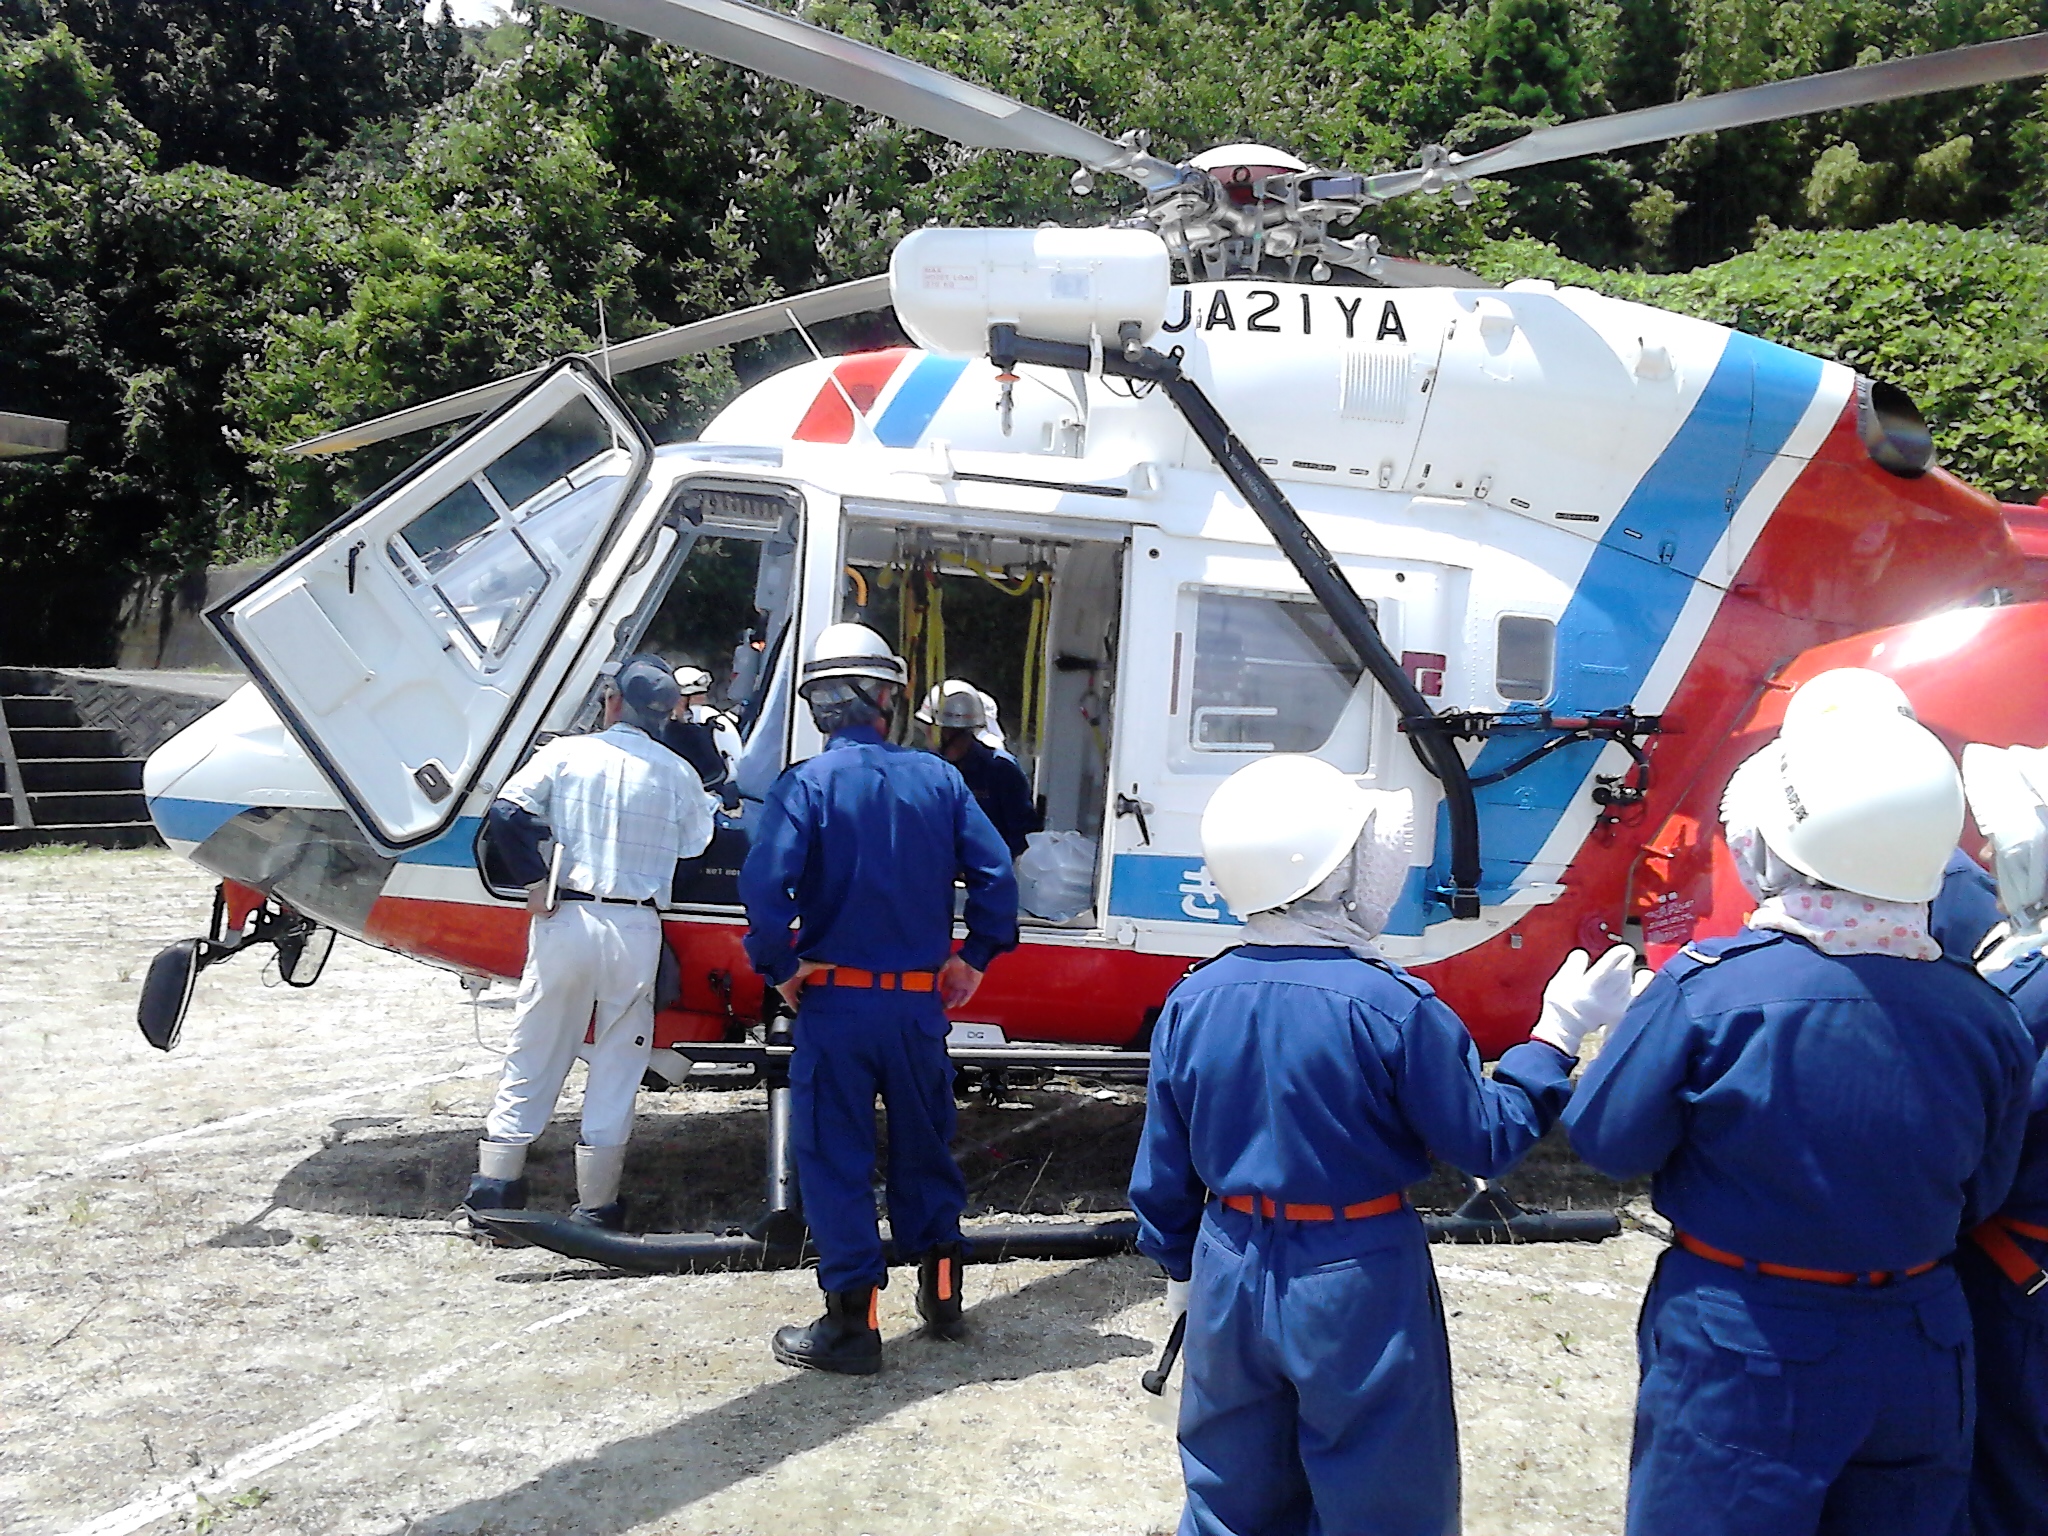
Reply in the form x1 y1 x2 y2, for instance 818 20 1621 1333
47 669 242 756
115 563 267 673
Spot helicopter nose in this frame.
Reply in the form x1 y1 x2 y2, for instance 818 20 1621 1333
141 683 340 856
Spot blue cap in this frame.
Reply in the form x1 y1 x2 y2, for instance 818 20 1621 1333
612 653 681 730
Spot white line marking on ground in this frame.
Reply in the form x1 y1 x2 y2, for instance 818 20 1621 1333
60 1277 665 1536
0 1061 498 1202
1435 1263 1621 1300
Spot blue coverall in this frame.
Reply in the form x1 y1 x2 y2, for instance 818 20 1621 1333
1963 950 2048 1536
1565 930 2033 1536
1932 848 2003 965
738 723 1018 1292
947 738 1041 858
1129 945 1576 1536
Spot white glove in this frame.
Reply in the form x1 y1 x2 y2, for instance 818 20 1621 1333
1166 1278 1190 1323
1531 943 1640 1057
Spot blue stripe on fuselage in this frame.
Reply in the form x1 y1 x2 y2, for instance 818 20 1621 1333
1414 332 1825 922
146 794 482 868
398 816 484 866
148 795 246 846
873 356 968 447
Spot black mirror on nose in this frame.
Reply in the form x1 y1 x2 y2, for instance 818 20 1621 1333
137 937 202 1051
278 924 336 989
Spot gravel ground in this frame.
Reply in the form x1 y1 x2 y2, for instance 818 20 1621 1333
0 848 1662 1536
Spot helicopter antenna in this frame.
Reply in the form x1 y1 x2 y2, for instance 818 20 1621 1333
785 306 875 442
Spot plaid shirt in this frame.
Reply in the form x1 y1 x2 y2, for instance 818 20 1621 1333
499 723 710 902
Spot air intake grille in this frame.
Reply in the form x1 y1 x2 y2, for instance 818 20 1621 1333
1340 346 1410 424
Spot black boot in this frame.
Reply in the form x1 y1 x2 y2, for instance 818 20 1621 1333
451 1175 528 1243
916 1241 967 1340
772 1286 882 1375
569 1200 626 1231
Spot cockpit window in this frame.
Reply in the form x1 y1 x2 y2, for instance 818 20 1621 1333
485 394 614 509
384 395 629 669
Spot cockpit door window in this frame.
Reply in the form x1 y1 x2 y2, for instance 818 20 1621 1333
213 360 652 848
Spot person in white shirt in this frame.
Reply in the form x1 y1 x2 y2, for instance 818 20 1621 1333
457 654 713 1234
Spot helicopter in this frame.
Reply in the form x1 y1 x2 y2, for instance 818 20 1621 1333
132 0 2048 1265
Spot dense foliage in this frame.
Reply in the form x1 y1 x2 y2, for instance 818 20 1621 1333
5 0 2048 662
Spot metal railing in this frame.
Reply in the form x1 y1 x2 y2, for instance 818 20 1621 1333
0 696 34 832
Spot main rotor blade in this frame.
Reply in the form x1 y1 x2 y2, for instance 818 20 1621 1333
544 0 1188 191
1368 29 2048 196
285 273 892 457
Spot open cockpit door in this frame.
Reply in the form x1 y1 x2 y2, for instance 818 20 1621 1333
213 359 652 847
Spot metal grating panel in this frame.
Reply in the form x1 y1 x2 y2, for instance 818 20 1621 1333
1340 346 1410 423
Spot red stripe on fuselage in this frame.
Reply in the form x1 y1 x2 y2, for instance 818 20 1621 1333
363 893 1192 1049
792 349 911 444
1416 400 2023 1053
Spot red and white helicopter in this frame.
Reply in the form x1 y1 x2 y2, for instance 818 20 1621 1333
133 2 2048 1258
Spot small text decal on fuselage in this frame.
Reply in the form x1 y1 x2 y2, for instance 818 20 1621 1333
1162 287 1407 343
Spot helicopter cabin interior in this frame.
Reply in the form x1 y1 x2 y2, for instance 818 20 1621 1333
476 475 1128 933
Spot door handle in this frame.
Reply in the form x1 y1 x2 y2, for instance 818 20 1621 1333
1115 789 1154 846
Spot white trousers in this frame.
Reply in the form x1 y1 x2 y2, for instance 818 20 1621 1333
484 903 660 1150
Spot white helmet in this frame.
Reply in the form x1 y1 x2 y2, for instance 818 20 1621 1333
1961 743 2048 927
1782 667 1915 737
1201 756 1375 917
672 665 714 696
916 680 988 731
1741 714 1963 901
799 623 907 694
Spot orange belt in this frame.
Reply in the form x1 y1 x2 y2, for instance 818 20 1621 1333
1218 1192 1405 1223
805 966 938 993
1677 1229 1939 1288
1968 1214 2048 1296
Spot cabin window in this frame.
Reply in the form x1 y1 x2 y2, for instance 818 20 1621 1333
1186 588 1367 755
1495 614 1556 702
385 394 629 669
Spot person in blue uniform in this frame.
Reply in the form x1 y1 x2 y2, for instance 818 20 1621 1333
1933 845 2003 964
1957 743 2048 1536
1130 754 1640 1536
918 680 1040 858
1566 701 2034 1536
739 623 1018 1375
1778 667 2002 964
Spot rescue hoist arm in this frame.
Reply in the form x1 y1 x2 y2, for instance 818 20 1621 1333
988 323 1485 919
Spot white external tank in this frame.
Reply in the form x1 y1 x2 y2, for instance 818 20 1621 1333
889 227 1171 360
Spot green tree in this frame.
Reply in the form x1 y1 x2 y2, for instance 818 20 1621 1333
1476 0 1591 119
1 0 473 183
1607 0 1686 112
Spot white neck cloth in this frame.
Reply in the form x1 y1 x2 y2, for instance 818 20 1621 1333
1723 750 1938 961
1242 791 1414 961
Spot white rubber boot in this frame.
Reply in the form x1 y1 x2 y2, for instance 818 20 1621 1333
477 1140 528 1182
571 1142 628 1230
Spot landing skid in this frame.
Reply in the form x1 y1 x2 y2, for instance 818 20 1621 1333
1429 1176 1622 1244
476 1040 1619 1272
